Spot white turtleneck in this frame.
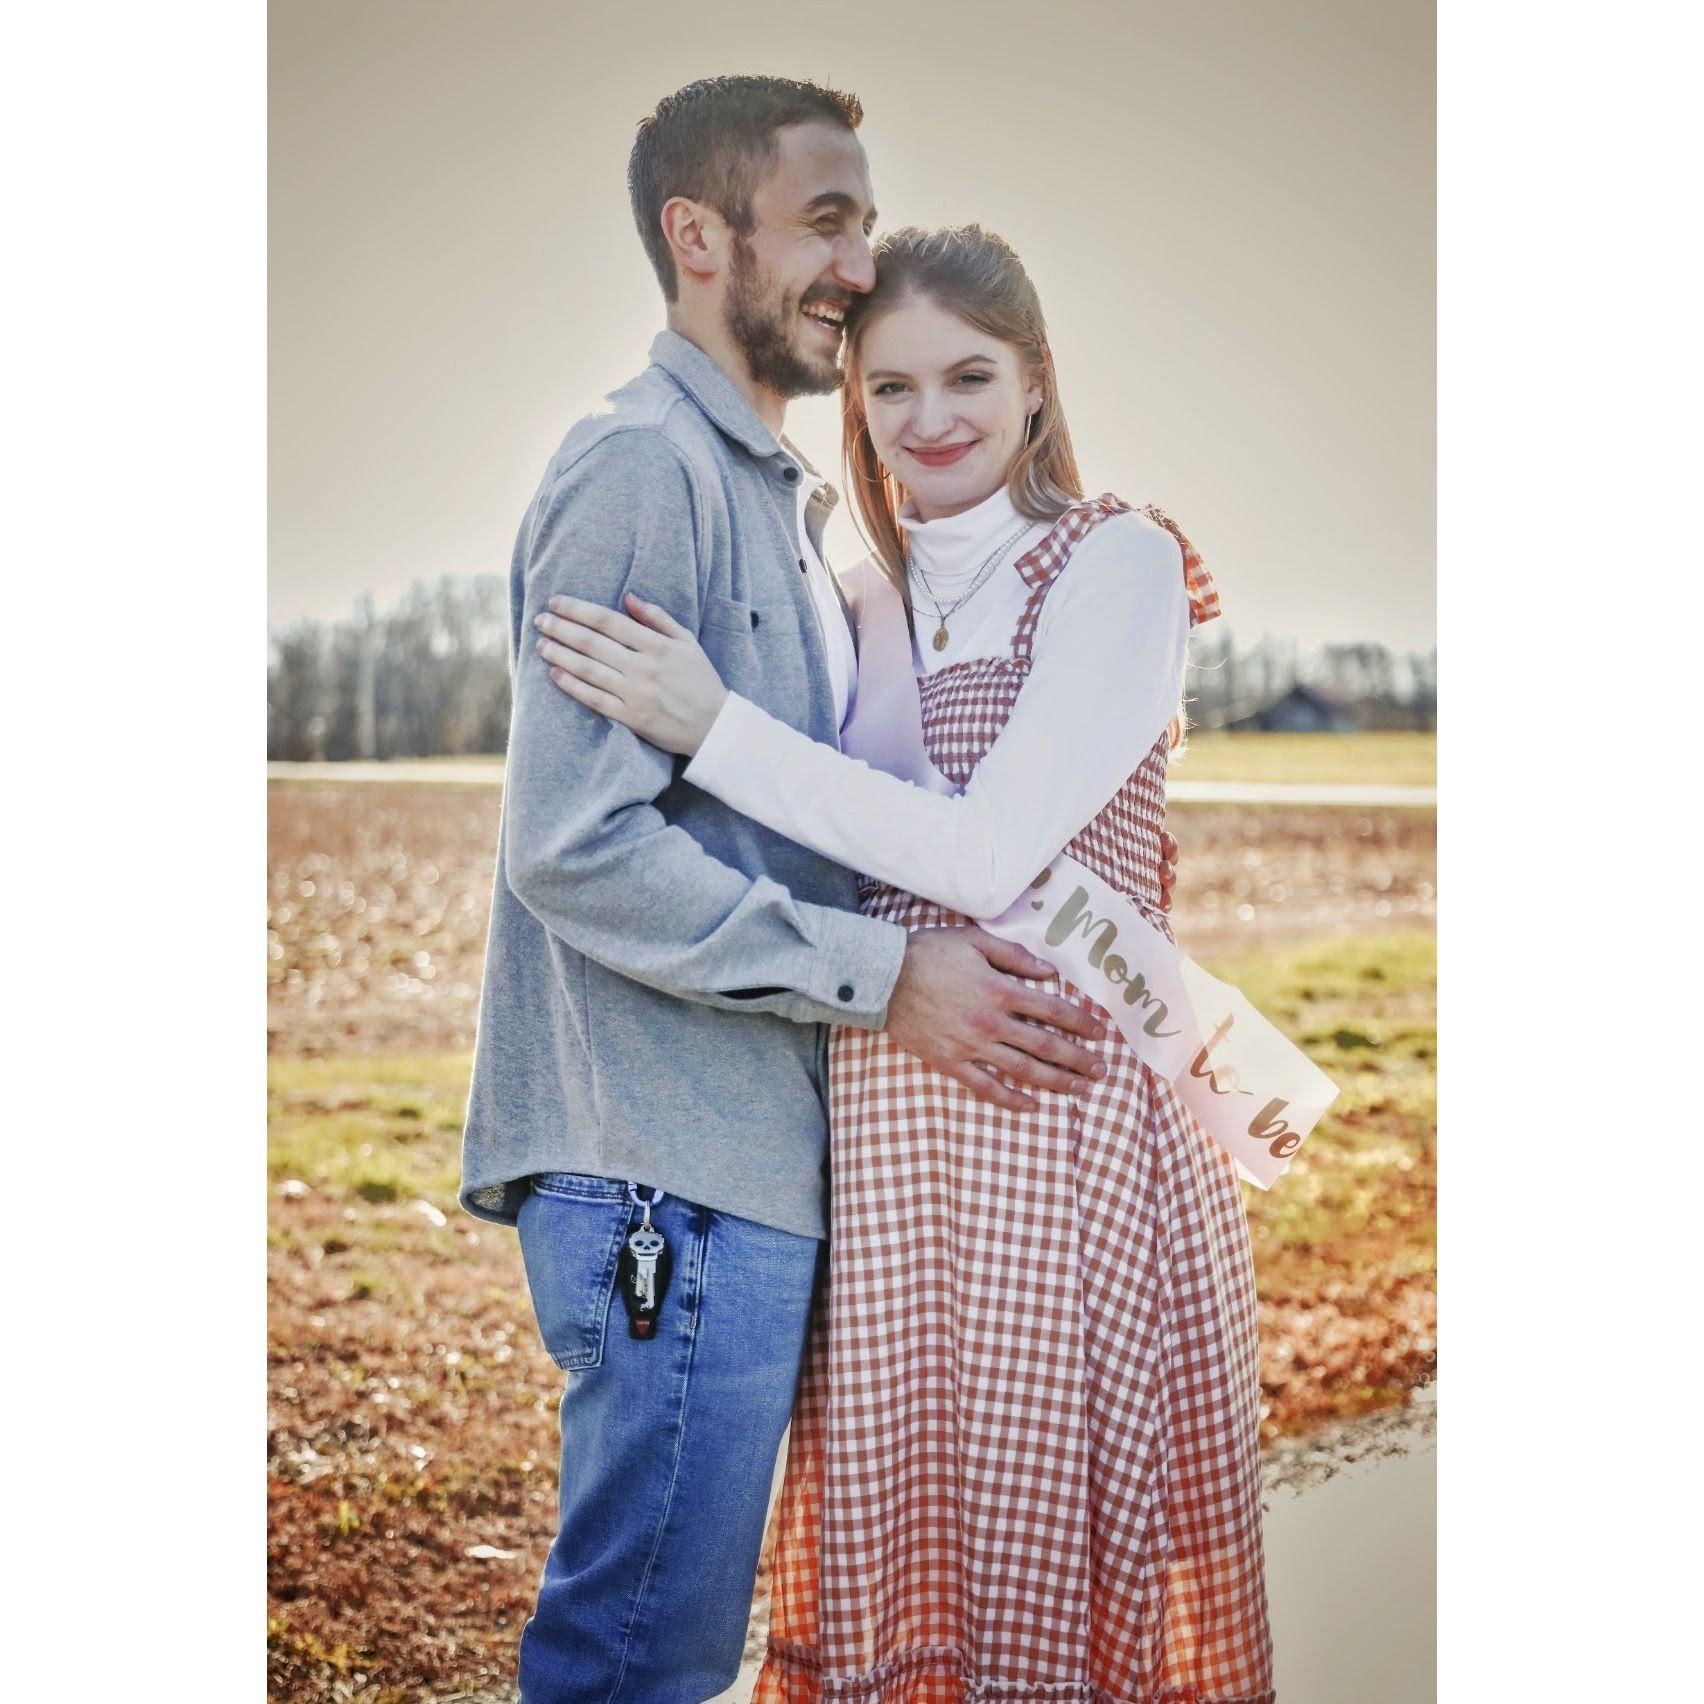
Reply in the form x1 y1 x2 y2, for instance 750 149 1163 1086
683 484 1189 918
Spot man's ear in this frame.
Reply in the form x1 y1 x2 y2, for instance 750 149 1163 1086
660 196 724 287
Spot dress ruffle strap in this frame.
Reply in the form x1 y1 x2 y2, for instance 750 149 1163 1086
1137 501 1221 628
1012 495 1222 664
1011 496 1131 663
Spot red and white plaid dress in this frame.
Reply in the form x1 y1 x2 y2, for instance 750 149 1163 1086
753 497 1274 1704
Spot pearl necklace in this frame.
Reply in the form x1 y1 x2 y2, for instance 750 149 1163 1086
908 517 1034 653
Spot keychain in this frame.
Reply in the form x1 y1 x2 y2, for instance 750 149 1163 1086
617 1184 672 1339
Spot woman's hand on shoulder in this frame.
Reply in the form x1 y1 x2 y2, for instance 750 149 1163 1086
534 593 728 757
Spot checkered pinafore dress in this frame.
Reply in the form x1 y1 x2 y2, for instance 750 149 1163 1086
754 497 1275 1704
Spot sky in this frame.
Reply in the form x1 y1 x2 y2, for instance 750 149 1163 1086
270 0 1434 650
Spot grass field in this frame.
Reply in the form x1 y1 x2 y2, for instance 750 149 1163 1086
1173 730 1435 786
1205 933 1436 1432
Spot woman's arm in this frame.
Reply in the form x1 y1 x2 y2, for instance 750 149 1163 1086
680 514 1189 917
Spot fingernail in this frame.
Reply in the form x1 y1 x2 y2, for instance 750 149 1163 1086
1093 1062 1108 1077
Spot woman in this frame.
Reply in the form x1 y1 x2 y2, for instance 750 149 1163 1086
534 226 1273 1704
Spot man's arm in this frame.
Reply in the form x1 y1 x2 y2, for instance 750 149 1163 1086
503 428 905 1028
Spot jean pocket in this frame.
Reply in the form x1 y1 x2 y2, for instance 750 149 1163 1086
516 1175 632 1370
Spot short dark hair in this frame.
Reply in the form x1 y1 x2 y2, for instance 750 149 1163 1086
628 75 864 302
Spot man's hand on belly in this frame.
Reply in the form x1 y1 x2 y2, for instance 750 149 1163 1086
882 928 1109 1115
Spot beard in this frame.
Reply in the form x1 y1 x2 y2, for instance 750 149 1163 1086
725 235 844 399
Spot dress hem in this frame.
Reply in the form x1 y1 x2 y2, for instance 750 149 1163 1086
757 1638 1276 1704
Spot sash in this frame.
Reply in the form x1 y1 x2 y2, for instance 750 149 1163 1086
839 556 1337 1190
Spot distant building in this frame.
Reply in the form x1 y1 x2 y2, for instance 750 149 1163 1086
1222 683 1357 734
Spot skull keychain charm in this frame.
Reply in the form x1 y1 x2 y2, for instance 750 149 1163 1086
617 1185 673 1339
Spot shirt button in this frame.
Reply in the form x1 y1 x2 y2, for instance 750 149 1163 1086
836 983 855 1003
782 466 800 483
798 557 808 573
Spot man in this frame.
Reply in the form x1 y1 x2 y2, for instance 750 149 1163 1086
461 75 1174 1702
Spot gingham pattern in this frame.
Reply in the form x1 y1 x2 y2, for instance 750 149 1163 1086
1011 498 1219 666
754 501 1273 1704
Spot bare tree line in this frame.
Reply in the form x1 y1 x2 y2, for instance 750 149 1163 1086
267 577 512 761
267 575 1436 760
1185 628 1437 731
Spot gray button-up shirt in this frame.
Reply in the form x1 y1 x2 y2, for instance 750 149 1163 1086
460 331 907 1240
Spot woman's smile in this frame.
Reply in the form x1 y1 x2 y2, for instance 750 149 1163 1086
906 440 979 468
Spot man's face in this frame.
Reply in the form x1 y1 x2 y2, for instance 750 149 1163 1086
723 122 878 398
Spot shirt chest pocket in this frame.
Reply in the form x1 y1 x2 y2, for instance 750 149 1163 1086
699 591 806 702
701 590 801 639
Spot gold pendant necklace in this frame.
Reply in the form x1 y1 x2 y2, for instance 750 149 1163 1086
912 517 1033 657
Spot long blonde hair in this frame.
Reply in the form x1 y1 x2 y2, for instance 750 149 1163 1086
840 225 1084 594
840 223 1188 752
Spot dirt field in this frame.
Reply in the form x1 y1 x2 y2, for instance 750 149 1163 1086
267 782 1435 1057
266 778 1436 1703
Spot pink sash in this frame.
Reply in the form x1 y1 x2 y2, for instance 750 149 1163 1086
838 555 1337 1190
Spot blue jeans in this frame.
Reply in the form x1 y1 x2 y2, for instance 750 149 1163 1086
514 1172 822 1703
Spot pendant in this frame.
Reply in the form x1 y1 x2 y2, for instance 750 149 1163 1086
932 624 949 652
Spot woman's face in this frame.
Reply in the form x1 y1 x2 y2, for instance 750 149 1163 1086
855 292 1042 522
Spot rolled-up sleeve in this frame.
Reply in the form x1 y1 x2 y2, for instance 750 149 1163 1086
503 429 906 1029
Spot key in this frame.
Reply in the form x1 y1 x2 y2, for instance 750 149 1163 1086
617 1186 673 1339
629 1225 664 1309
